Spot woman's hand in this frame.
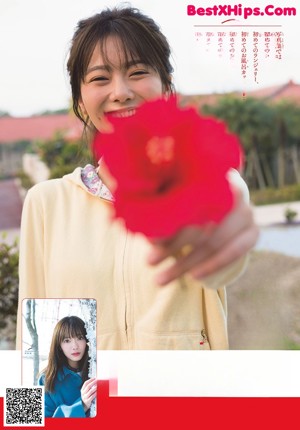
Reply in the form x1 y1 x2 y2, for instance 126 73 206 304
81 378 97 412
147 187 259 286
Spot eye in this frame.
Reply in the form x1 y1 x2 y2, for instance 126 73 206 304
130 70 149 77
91 76 109 82
77 335 84 340
62 338 71 343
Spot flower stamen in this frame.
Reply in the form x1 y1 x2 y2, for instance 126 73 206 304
145 136 175 165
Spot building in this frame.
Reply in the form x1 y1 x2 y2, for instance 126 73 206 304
248 79 300 105
179 79 300 110
0 114 83 177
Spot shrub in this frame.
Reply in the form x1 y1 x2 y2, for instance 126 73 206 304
284 207 298 223
37 137 92 179
250 184 300 206
0 234 19 341
49 164 79 179
16 170 34 190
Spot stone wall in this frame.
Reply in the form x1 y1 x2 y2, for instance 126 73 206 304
22 153 50 184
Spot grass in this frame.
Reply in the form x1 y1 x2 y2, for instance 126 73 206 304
283 339 300 350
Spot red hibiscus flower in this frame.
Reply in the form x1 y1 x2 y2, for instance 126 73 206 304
92 97 243 238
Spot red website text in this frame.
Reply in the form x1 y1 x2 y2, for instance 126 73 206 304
187 4 296 19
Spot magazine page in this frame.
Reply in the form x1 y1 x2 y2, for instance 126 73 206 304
0 0 299 428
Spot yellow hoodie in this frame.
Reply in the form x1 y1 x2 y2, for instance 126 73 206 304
16 166 248 350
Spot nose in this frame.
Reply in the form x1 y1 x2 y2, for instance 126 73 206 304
109 75 134 103
71 338 79 349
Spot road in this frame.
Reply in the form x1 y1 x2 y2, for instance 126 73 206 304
0 179 23 241
253 200 300 226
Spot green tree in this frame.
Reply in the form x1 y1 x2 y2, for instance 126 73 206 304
203 96 276 189
36 132 92 179
0 235 19 343
272 102 300 186
0 110 11 117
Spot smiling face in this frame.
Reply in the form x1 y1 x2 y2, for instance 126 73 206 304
60 335 87 368
80 36 164 132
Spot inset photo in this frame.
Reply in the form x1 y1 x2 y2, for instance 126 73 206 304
21 298 97 418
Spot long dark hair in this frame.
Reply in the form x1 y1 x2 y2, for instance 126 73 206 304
42 316 89 393
67 6 174 127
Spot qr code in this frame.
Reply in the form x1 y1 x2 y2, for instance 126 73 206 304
4 387 45 427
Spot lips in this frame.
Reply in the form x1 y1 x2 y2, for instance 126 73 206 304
71 352 81 357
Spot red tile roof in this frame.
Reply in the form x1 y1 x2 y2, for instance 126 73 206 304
248 80 300 104
179 93 226 109
0 114 83 144
179 80 300 109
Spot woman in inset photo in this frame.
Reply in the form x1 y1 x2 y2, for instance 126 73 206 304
38 316 97 418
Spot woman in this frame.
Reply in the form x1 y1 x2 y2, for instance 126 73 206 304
17 6 258 350
38 316 97 418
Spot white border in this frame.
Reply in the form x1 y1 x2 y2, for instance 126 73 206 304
2 350 300 398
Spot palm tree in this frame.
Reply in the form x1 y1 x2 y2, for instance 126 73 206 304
202 96 275 189
273 102 300 186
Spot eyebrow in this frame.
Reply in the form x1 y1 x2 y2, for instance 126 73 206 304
86 60 147 75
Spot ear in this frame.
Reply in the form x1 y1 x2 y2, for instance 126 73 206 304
163 75 173 98
78 100 91 126
79 99 87 117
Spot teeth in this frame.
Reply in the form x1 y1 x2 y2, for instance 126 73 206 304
112 109 136 118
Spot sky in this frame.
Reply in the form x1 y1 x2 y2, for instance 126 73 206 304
0 0 299 117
